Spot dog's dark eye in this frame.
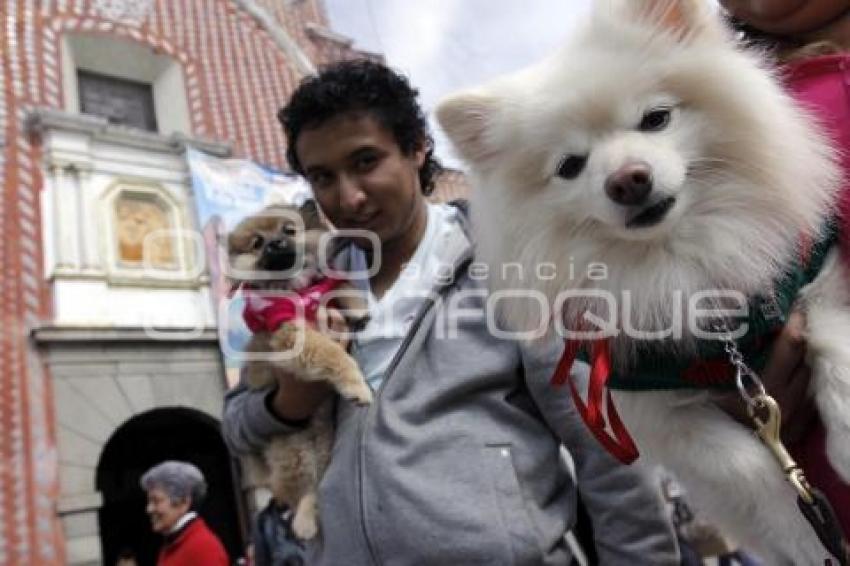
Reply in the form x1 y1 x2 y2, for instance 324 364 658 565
251 235 265 250
281 224 297 236
556 155 587 180
639 107 672 132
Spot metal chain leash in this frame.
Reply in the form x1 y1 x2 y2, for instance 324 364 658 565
714 321 849 565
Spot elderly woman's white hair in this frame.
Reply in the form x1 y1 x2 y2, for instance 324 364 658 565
140 461 207 508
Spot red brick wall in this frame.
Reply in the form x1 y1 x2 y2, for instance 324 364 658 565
0 1 368 563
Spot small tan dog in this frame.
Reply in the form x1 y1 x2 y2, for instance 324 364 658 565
227 201 371 539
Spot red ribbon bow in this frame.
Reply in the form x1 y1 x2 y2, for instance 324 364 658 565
551 339 639 464
241 277 345 333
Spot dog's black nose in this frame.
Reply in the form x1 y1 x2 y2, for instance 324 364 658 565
605 162 653 206
266 239 289 252
261 238 297 270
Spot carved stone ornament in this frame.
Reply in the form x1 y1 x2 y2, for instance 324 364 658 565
92 0 155 26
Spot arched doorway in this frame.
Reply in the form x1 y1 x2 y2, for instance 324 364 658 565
96 407 244 566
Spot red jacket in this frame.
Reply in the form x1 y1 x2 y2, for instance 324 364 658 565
784 53 850 538
157 517 229 566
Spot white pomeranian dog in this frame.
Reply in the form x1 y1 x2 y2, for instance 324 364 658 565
437 0 849 563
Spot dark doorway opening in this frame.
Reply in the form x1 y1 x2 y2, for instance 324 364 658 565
97 408 243 566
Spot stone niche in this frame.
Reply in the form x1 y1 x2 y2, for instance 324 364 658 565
28 107 230 330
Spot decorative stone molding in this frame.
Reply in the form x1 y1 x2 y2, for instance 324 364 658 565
26 107 231 157
231 0 316 77
304 23 354 47
31 326 219 344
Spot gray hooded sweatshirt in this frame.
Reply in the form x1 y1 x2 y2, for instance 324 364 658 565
222 202 679 566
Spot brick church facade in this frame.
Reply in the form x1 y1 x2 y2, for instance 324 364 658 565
0 1 463 564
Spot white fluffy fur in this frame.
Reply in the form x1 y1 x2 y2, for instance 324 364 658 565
437 0 849 563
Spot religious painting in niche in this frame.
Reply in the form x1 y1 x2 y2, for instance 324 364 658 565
115 193 176 269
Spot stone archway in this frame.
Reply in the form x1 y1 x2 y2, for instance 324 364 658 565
96 407 243 566
36 331 241 565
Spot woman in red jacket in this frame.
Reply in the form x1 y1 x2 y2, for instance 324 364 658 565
141 461 229 566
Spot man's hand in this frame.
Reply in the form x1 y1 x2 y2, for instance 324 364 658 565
269 307 352 421
716 309 816 444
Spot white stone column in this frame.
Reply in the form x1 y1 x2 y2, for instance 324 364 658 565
75 165 100 272
51 163 81 272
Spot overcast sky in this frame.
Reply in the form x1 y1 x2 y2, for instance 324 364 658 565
322 0 593 167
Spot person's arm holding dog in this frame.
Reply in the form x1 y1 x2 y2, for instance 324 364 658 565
222 307 348 454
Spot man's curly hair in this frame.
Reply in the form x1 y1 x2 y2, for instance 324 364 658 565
278 59 442 196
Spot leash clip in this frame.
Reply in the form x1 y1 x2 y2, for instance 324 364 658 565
736 365 848 563
748 393 814 505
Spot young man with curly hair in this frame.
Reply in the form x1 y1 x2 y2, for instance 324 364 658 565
222 59 684 565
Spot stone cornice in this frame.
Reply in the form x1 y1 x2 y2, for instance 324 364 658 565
24 107 232 157
304 23 353 47
231 0 316 76
31 326 220 344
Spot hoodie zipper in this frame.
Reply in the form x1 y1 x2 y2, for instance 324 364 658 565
356 252 473 565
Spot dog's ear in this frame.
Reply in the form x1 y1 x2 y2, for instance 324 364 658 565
625 0 714 41
436 91 502 165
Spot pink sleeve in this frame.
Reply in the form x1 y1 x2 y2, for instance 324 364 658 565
785 54 850 255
